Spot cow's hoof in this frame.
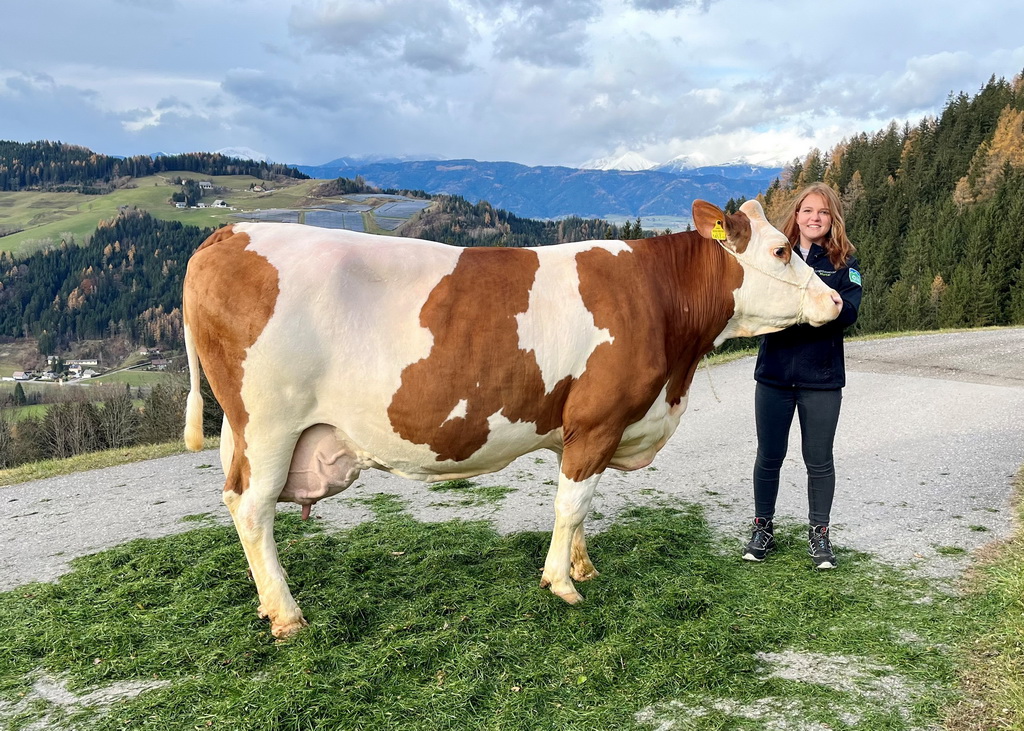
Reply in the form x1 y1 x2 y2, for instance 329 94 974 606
540 578 584 605
555 588 584 605
571 565 600 582
271 615 308 640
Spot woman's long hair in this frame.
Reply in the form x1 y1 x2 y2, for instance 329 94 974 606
778 182 855 269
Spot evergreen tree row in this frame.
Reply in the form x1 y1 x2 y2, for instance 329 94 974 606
406 194 636 247
0 140 308 192
763 72 1024 332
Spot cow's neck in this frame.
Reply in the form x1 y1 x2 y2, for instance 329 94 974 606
632 232 740 406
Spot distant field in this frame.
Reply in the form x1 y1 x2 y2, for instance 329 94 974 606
0 340 43 377
90 369 173 387
0 382 53 403
2 403 46 421
0 174 434 254
0 174 323 253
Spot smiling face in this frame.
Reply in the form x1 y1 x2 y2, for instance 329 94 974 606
795 192 833 248
692 199 842 342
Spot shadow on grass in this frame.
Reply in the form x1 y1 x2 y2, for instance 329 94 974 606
0 500 964 730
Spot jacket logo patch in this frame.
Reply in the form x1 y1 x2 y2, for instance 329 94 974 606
849 268 862 286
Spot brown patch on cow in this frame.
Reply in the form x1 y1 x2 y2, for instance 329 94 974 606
563 233 742 482
387 248 573 462
195 224 238 252
183 226 280 493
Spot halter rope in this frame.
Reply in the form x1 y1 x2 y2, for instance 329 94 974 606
715 239 816 321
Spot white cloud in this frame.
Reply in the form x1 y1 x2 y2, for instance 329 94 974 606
1 0 1023 167
490 0 602 67
288 0 478 72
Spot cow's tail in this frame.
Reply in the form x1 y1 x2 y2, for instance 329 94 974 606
183 321 205 451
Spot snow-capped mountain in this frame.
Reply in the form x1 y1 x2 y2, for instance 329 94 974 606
653 153 712 174
214 146 269 162
319 153 443 168
579 151 658 172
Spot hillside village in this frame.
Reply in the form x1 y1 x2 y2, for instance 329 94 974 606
5 349 172 384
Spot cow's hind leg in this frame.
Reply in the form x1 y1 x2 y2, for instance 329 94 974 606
570 525 599 582
540 471 602 603
222 426 307 639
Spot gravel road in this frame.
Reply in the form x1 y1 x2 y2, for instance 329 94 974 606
2 328 1022 591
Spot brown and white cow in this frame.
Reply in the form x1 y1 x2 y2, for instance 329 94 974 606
182 199 841 638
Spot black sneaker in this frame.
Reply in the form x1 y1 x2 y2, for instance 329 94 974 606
742 518 775 561
808 525 836 569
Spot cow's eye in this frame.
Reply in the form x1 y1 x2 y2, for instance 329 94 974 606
773 246 787 258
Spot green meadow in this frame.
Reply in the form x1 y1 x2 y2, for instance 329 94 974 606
0 466 1020 730
0 174 324 254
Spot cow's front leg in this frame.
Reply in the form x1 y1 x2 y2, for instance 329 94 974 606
540 472 602 603
570 525 599 582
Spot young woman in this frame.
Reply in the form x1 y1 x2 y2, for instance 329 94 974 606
742 182 862 569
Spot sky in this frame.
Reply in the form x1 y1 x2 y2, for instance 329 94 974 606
3 0 1024 169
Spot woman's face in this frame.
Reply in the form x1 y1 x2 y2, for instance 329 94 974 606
795 192 832 246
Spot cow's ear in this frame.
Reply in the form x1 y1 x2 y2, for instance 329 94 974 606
692 200 725 240
692 201 751 254
723 210 751 254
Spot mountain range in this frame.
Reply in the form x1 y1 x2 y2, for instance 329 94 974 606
292 157 783 220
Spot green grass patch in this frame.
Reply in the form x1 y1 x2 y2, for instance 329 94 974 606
0 504 966 730
0 439 218 487
945 467 1024 730
427 479 516 508
88 369 172 387
0 174 324 253
2 403 48 421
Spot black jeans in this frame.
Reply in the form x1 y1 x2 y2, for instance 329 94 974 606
753 382 843 526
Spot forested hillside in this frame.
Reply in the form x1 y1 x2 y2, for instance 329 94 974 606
0 209 212 352
405 194 626 246
0 141 307 193
762 73 1024 332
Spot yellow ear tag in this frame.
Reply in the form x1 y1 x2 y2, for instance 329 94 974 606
711 221 727 240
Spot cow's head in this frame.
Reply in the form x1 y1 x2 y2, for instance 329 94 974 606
693 199 841 344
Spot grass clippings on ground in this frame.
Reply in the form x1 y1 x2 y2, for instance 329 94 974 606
0 439 220 487
945 467 1024 731
0 501 966 730
427 478 516 508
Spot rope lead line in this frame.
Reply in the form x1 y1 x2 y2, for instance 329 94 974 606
716 240 815 323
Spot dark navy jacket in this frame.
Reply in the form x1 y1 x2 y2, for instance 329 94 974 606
753 244 862 390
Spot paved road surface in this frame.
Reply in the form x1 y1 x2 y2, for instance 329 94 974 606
2 328 1022 591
